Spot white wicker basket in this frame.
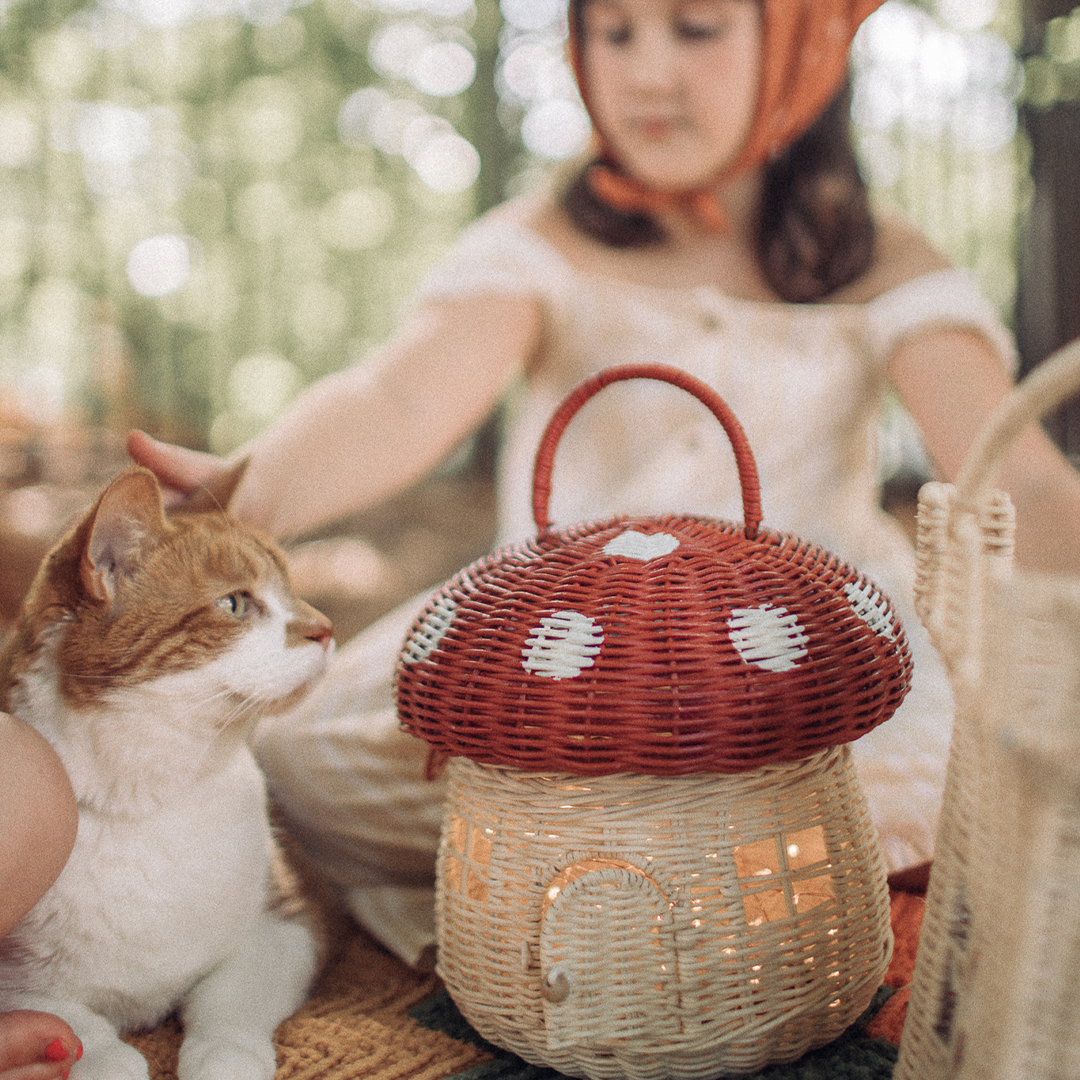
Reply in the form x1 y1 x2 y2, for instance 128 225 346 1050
898 336 1080 1080
436 749 891 1080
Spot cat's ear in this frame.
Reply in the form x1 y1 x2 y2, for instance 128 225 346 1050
174 458 250 517
81 467 168 605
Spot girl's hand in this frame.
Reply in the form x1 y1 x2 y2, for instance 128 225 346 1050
0 1010 81 1080
126 430 228 508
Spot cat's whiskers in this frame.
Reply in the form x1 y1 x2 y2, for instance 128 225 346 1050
159 682 282 775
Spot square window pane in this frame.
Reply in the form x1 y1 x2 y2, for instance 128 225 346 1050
785 826 830 871
742 887 790 926
733 837 779 881
793 873 835 913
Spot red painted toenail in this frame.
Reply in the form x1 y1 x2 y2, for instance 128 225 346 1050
44 1038 68 1062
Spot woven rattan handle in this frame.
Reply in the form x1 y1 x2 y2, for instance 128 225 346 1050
532 363 762 539
953 336 1080 508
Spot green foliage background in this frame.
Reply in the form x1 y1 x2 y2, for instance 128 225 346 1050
0 0 1075 460
0 0 517 452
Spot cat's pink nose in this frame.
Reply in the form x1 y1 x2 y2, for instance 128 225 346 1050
306 618 334 650
288 611 334 650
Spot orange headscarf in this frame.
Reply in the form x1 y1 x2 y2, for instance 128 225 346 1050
569 0 886 231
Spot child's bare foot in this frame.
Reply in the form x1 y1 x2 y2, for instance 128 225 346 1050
0 1011 81 1080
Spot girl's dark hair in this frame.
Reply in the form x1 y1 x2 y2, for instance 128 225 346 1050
560 82 876 304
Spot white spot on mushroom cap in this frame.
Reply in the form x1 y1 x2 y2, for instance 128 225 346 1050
522 610 604 680
402 595 457 663
601 529 680 561
843 580 896 641
728 605 809 673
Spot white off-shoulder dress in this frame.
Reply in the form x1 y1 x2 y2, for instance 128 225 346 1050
255 210 1017 966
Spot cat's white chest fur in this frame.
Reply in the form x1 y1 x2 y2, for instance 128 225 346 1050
17 748 275 1029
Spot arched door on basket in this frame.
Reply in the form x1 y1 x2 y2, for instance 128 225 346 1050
538 859 681 1048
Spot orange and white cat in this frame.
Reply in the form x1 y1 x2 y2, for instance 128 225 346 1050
0 466 333 1080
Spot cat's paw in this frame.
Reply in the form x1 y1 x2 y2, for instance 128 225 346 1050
72 1040 150 1080
177 1032 276 1080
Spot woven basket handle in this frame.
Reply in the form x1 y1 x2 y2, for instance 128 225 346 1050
953 336 1080 509
531 363 762 539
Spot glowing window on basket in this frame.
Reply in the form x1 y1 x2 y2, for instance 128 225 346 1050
442 814 494 903
733 827 835 926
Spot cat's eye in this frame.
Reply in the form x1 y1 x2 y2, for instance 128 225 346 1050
216 592 252 618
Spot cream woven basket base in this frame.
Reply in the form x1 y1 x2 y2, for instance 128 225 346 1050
435 747 892 1080
898 336 1080 1080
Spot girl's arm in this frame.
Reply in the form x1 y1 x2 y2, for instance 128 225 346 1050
0 713 77 939
0 674 82 1078
131 291 542 540
888 326 1080 574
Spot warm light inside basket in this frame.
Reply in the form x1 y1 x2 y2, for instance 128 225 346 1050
733 827 835 925
443 814 494 904
444 809 839 926
434 753 892 1080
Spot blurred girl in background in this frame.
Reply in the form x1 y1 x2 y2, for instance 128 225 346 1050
130 0 1080 963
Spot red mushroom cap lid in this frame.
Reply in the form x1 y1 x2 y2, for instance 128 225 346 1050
395 366 912 777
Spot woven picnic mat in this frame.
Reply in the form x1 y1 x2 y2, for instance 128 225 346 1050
125 883 926 1080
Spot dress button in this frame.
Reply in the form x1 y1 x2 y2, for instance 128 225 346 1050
700 311 723 333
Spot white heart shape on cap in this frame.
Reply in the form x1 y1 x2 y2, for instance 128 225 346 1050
602 530 680 561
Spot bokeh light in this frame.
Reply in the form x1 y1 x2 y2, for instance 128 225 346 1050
318 188 396 250
336 76 480 192
409 129 480 193
0 107 40 170
850 0 1024 317
499 0 564 33
853 3 1020 151
0 0 1045 458
76 103 152 166
0 0 496 446
228 351 301 420
368 20 434 80
410 40 476 97
126 234 192 297
521 98 590 160
371 0 475 15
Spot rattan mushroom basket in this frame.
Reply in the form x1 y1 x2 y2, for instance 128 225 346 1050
395 364 913 1079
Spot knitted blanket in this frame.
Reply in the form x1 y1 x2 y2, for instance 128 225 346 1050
123 884 924 1080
